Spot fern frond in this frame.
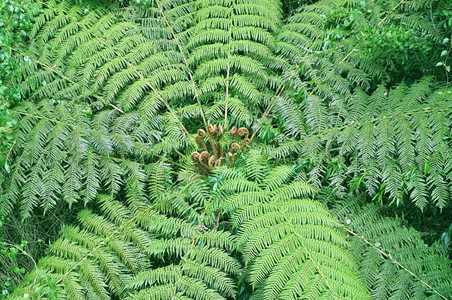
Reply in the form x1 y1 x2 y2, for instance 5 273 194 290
320 192 452 299
274 82 452 209
11 194 238 299
235 198 371 299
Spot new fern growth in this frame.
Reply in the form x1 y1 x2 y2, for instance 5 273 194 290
2 0 452 299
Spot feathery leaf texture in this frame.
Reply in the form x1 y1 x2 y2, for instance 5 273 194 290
274 80 452 209
5 0 450 214
12 159 452 299
3 0 452 299
9 195 238 299
318 191 452 299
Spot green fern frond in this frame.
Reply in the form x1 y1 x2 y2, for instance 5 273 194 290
10 194 238 299
274 82 452 209
235 198 371 299
320 192 452 299
3 1 452 300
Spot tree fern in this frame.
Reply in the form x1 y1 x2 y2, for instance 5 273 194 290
2 0 452 298
9 0 450 215
11 153 452 299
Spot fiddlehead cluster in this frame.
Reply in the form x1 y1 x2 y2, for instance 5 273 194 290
191 125 251 173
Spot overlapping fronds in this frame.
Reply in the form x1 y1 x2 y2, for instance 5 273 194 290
185 0 284 127
274 79 452 209
4 0 291 218
234 197 370 298
277 0 377 99
205 157 315 220
15 0 193 116
202 155 367 299
4 0 195 217
318 191 452 299
277 0 441 98
3 0 452 299
9 195 238 299
122 0 286 129
12 0 195 159
2 100 159 217
9 195 152 299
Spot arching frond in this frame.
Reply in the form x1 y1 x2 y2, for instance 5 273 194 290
10 194 238 299
234 198 371 300
318 191 452 299
274 81 452 209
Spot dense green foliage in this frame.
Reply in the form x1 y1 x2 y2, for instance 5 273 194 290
1 0 451 299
